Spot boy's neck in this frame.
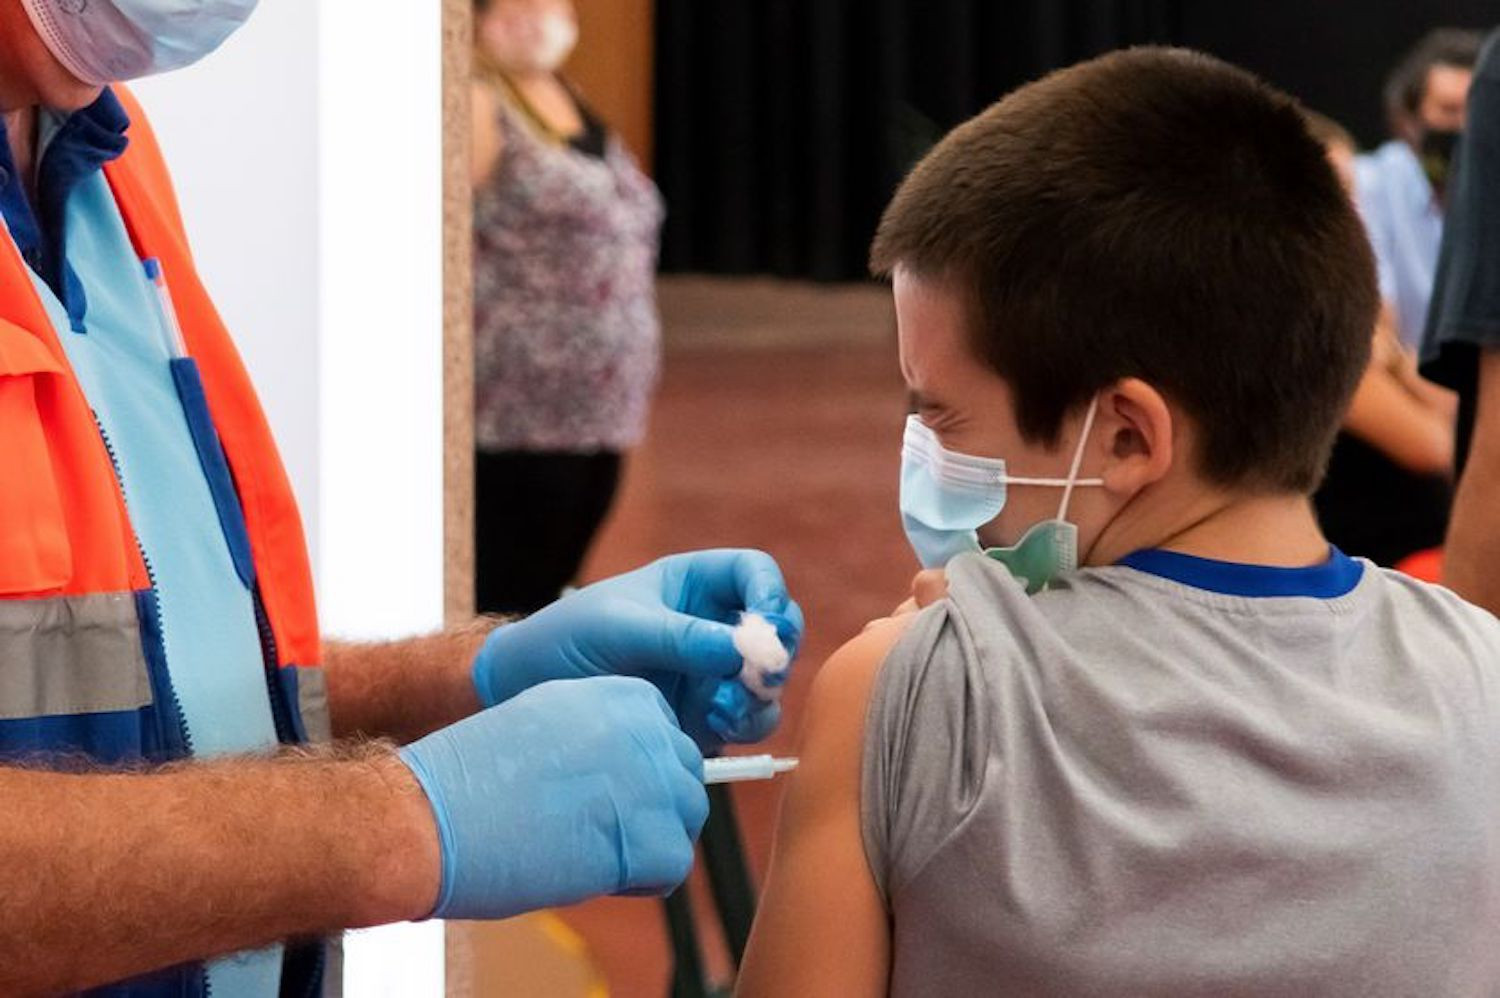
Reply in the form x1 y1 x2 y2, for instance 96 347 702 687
1089 489 1331 569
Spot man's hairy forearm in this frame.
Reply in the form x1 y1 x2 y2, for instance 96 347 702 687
0 745 439 995
1446 350 1500 615
324 618 502 743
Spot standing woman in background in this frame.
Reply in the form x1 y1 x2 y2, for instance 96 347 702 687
470 0 665 614
1305 112 1456 568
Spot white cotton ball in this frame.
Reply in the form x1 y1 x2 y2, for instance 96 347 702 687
734 611 790 702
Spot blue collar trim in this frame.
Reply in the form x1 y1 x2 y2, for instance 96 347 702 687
0 88 130 331
1117 546 1363 599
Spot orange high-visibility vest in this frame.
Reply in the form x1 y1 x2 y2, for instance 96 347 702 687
0 87 333 995
0 86 325 753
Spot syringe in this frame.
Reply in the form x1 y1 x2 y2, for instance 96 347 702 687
703 754 800 785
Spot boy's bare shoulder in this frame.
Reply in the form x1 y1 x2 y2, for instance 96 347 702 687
814 615 913 698
800 614 915 747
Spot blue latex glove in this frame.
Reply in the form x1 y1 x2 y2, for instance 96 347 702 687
398 676 708 920
472 549 804 752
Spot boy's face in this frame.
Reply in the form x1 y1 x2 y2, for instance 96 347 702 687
894 268 1116 553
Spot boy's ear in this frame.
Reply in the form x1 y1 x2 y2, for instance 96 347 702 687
1096 378 1174 494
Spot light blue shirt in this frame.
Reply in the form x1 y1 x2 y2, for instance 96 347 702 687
32 114 283 998
1354 140 1445 350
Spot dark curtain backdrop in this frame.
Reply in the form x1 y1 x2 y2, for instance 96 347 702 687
654 0 1497 281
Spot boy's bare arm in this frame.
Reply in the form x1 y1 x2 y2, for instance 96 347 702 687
324 619 501 744
737 617 909 998
1445 349 1500 612
0 746 439 995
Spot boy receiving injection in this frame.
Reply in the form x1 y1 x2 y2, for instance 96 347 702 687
739 48 1500 997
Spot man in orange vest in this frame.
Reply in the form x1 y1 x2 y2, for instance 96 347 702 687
0 2 802 994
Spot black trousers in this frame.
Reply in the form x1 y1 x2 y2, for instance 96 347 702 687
475 450 623 615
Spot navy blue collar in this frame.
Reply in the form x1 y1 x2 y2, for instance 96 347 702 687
0 88 130 331
1117 546 1363 599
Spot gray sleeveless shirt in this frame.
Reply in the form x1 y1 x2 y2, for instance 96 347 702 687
863 552 1500 996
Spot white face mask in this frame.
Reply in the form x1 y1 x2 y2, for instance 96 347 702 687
21 0 259 86
899 397 1104 592
530 11 578 71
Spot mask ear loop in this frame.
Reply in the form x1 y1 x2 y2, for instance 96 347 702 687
1056 396 1100 522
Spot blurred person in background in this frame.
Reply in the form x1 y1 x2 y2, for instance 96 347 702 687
1357 28 1483 350
1307 111 1457 567
1422 27 1500 612
470 0 664 615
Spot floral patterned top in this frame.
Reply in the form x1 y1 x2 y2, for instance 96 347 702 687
473 92 665 453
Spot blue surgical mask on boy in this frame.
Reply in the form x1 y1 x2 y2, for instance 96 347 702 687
21 0 258 86
899 397 1103 593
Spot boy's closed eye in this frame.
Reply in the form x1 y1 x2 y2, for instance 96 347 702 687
908 390 958 430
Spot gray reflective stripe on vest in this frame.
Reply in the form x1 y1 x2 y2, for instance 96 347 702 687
292 664 332 743
0 592 151 718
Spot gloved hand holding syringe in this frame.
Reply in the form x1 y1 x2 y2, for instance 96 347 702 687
398 551 806 923
702 612 799 783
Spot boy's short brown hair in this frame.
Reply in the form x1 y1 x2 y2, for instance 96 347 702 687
870 47 1377 493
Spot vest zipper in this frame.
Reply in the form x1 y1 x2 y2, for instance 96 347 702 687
299 941 326 998
254 590 298 745
92 414 194 757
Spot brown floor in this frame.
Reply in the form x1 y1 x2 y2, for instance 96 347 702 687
551 277 916 996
